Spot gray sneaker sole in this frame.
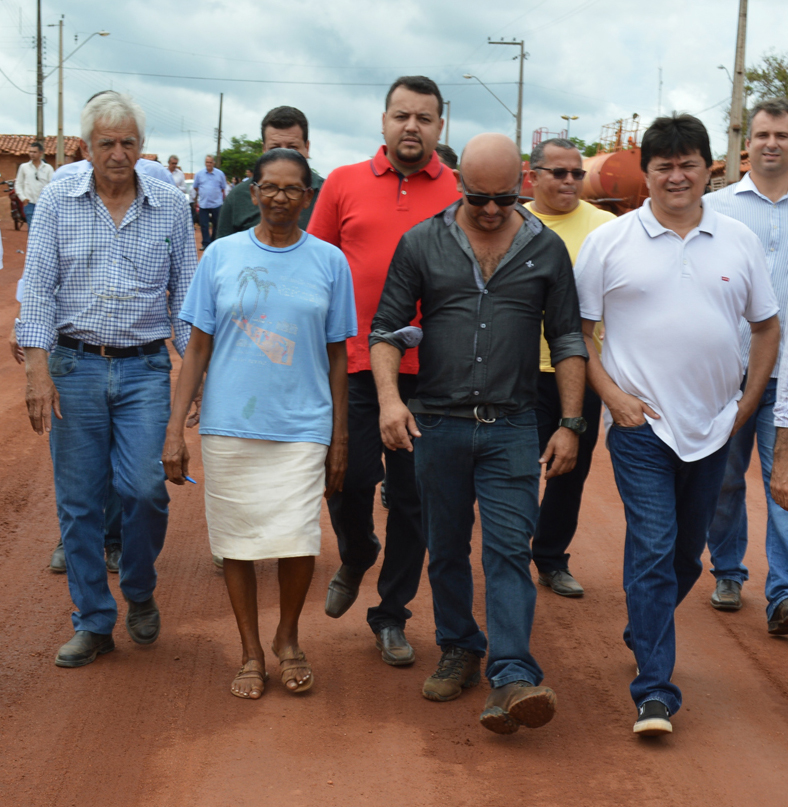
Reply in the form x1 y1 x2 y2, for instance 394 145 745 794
633 716 672 736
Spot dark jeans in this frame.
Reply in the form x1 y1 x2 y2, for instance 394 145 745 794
327 371 425 633
533 372 601 573
414 409 543 688
609 421 730 715
198 205 221 248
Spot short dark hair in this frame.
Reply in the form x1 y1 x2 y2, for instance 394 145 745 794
385 76 443 118
261 106 309 144
252 148 312 188
30 141 44 152
435 143 458 170
640 113 712 171
748 97 788 135
530 138 577 167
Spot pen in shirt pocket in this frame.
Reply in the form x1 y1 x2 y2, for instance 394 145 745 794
164 237 172 253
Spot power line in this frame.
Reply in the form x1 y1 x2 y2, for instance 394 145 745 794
0 63 36 94
61 67 520 87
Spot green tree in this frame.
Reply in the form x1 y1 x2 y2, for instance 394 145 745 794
723 51 788 148
220 136 262 180
746 52 788 100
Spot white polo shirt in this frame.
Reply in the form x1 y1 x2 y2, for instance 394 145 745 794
575 198 778 462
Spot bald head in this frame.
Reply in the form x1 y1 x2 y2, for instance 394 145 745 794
460 133 522 188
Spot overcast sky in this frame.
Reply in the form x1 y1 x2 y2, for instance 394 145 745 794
1 0 786 177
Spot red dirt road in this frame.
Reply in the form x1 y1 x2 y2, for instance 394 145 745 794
1 217 787 807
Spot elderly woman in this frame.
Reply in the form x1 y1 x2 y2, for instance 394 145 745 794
163 149 356 699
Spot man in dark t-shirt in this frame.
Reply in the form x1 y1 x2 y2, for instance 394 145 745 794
216 106 323 238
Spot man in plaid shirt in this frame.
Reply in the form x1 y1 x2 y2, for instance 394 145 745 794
16 92 197 668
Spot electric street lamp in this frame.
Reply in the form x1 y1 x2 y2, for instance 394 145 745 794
45 25 110 167
463 73 520 150
560 114 578 139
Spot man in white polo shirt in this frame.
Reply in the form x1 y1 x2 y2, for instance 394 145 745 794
575 114 780 737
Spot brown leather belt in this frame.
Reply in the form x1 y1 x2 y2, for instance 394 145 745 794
57 335 166 358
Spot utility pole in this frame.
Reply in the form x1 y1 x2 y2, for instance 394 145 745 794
36 0 43 140
488 39 526 156
726 0 748 186
444 100 451 146
215 93 223 168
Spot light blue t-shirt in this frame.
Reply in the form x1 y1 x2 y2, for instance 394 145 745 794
179 228 357 445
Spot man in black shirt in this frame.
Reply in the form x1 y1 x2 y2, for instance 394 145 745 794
370 133 587 735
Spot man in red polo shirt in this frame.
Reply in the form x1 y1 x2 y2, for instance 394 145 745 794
308 75 460 666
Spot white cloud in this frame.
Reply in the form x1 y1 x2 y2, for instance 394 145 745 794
0 0 785 175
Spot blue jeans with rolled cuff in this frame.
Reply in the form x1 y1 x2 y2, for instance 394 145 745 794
48 343 171 635
414 409 543 689
609 421 730 715
707 378 788 619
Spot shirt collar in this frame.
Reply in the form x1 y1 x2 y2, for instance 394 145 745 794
370 145 445 179
734 171 788 203
67 166 161 208
637 197 716 238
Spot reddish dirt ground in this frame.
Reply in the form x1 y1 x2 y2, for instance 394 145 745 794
1 214 787 807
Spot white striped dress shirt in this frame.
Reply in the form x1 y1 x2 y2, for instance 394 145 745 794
705 172 788 377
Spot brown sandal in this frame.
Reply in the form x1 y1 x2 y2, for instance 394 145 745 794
271 645 313 693
230 659 269 700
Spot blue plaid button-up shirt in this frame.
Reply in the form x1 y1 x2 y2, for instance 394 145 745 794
17 167 197 356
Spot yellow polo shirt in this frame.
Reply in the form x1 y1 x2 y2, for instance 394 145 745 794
526 200 616 372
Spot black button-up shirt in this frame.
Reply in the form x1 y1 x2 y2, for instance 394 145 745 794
370 201 587 413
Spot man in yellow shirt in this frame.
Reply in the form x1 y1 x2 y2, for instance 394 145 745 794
527 138 616 596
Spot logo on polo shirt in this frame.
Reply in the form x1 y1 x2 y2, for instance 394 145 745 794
722 276 730 282
526 260 534 268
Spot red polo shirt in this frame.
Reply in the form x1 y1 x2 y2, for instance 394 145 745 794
308 146 460 374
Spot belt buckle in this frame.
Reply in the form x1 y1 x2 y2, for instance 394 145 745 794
99 345 107 357
473 405 496 424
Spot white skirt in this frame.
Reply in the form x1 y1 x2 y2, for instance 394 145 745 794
201 435 328 560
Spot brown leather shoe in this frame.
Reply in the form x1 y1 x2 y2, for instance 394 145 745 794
422 646 480 701
375 626 415 666
768 599 788 635
479 681 557 734
325 565 366 619
710 579 742 611
50 540 67 573
538 569 584 597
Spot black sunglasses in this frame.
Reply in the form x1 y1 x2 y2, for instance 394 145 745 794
533 166 587 180
460 175 521 207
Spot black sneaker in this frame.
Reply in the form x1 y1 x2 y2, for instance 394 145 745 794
633 700 672 736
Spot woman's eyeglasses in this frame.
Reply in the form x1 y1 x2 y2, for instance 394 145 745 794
252 182 308 201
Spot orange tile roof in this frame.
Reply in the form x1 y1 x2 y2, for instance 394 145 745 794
710 150 751 177
0 134 83 158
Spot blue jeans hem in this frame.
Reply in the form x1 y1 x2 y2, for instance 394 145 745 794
489 672 538 689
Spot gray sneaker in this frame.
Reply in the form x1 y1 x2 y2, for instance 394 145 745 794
422 646 480 702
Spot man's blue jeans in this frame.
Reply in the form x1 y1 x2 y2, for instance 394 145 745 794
24 203 35 225
609 422 730 715
48 344 172 635
707 378 788 619
413 410 543 689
